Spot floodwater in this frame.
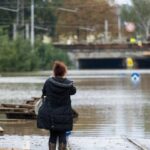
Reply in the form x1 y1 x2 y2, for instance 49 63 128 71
0 70 150 139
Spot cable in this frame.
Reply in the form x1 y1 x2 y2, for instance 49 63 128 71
0 1 115 8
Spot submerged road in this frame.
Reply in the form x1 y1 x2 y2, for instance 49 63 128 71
0 70 150 149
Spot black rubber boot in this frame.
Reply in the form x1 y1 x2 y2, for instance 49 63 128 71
58 143 66 150
49 143 56 150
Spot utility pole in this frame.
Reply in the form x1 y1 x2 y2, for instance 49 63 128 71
16 0 20 26
117 5 122 43
21 0 25 26
25 24 30 40
13 24 17 40
31 0 35 47
118 14 122 42
16 0 20 39
104 19 109 43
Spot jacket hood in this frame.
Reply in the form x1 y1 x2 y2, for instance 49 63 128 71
49 77 73 88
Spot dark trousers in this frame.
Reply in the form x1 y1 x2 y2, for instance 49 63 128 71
49 130 66 144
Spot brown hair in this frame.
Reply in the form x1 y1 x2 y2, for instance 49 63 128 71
53 61 67 77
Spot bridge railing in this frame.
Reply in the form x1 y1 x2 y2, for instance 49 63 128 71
54 43 150 51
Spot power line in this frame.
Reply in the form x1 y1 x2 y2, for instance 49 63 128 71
0 23 119 27
0 2 115 9
0 5 114 9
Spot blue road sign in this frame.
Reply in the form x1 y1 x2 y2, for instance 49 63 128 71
131 72 140 84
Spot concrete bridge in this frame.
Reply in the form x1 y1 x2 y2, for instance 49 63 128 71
54 43 150 69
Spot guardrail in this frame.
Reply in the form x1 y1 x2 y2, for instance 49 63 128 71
54 43 150 51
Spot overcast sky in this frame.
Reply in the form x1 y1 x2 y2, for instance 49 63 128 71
115 0 132 5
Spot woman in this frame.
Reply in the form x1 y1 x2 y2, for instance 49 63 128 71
37 61 76 150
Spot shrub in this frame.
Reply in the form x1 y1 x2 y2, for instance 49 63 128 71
36 43 71 70
0 38 71 72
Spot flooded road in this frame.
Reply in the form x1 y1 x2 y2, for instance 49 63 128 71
0 70 150 139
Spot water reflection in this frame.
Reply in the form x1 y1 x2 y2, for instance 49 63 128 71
0 71 150 138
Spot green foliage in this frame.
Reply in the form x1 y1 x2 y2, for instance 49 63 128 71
121 5 138 22
132 0 150 19
0 38 36 71
35 43 71 70
35 4 57 36
121 0 150 37
0 0 64 38
0 38 71 72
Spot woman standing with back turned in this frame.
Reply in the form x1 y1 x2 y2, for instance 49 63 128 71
37 61 76 150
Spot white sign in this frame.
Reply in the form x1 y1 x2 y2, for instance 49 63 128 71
125 22 136 32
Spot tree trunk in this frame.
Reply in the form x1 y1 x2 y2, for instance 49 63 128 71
145 26 150 38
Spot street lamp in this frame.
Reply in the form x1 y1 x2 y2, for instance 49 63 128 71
0 5 19 40
57 7 78 13
0 7 18 12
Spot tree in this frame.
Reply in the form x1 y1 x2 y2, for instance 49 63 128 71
121 0 150 38
34 1 57 37
0 0 62 39
0 37 72 71
55 0 118 41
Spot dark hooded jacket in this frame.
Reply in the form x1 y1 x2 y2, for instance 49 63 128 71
37 77 76 131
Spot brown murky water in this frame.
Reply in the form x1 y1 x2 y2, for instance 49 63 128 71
0 70 150 138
